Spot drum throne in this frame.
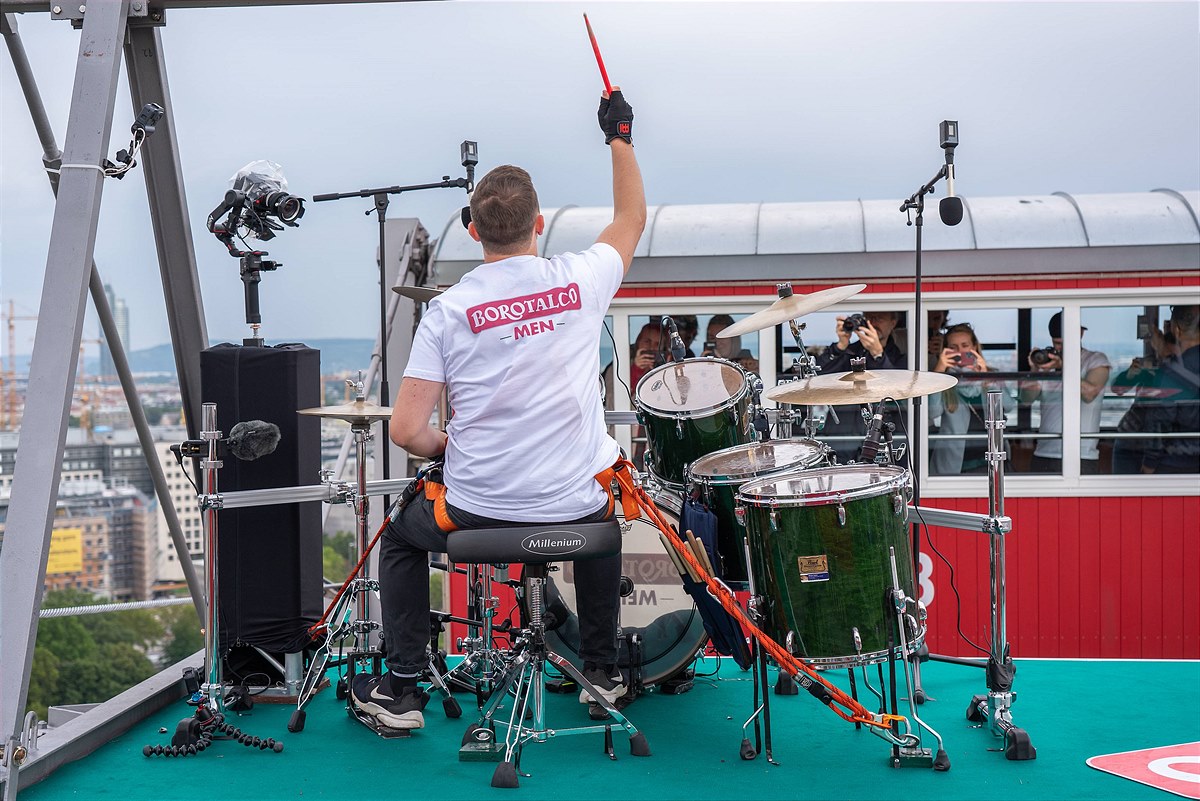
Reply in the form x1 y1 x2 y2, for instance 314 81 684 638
450 520 651 788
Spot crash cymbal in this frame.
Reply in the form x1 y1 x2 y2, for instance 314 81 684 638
391 285 443 303
298 399 393 424
717 284 867 338
764 369 958 405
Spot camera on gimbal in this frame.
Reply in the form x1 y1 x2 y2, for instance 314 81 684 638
841 313 869 333
1029 346 1061 366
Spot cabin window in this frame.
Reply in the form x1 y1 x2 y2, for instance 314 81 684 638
1085 303 1198 475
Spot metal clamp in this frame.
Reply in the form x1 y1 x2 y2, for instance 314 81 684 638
199 493 223 511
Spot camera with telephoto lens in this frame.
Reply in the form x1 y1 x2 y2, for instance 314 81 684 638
1029 346 1060 366
841 313 869 333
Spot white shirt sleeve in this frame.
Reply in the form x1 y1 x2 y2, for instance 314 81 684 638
583 242 625 311
403 305 446 383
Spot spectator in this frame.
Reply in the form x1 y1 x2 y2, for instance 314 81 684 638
927 323 1013 474
703 314 759 374
1019 312 1111 474
1110 324 1180 473
1139 305 1200 474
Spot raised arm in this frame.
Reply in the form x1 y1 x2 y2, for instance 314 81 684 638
595 88 647 273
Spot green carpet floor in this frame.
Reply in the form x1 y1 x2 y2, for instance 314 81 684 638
20 658 1200 801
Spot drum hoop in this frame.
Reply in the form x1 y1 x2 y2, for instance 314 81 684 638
802 627 928 670
689 440 826 485
736 465 911 507
633 358 749 419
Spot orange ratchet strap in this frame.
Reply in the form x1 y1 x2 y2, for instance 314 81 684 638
604 456 905 733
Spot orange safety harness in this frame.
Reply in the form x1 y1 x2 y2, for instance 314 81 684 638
594 456 908 735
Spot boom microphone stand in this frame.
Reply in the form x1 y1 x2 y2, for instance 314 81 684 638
312 142 478 509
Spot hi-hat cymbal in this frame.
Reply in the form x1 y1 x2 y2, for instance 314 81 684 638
717 284 867 338
298 399 393 424
391 285 443 303
764 369 958 405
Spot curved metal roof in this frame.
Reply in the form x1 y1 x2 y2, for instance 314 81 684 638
432 189 1200 284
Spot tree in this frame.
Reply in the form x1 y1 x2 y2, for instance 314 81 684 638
160 603 204 666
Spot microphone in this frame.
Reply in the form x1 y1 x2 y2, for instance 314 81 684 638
663 316 687 363
858 410 885 463
938 119 963 226
662 316 690 405
226 420 281 461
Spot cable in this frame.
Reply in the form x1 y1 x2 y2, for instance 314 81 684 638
170 449 200 494
889 399 989 656
602 318 635 406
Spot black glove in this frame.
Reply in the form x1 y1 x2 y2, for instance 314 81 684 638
597 90 633 145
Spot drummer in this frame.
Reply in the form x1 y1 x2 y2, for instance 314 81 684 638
355 86 646 733
812 310 907 463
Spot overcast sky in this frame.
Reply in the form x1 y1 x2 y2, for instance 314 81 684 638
2 0 1197 352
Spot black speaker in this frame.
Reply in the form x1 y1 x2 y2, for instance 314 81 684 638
200 343 322 659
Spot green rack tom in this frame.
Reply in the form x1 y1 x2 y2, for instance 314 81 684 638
687 439 829 585
635 358 753 489
737 465 923 668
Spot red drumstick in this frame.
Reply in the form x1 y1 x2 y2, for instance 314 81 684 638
583 13 614 95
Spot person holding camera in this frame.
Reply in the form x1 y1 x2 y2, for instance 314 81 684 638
355 87 645 732
1110 324 1179 473
702 314 759 373
812 310 906 463
1139 304 1200 474
927 323 1013 474
1019 311 1111 474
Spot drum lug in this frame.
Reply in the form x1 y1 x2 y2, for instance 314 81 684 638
675 415 685 439
893 492 906 519
769 499 779 532
837 503 846 527
734 504 746 528
852 627 863 655
785 631 797 655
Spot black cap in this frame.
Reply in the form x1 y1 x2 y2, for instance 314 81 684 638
1049 311 1086 339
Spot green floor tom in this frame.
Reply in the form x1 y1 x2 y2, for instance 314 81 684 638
736 465 923 668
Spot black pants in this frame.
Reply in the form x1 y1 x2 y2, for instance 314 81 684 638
378 493 620 676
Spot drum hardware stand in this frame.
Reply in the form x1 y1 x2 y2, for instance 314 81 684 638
905 392 1035 759
460 562 651 788
430 559 521 713
312 142 477 511
737 538 779 765
883 547 950 770
145 403 284 759
289 385 462 737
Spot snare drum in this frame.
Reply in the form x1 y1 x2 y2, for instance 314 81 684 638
687 439 829 585
543 489 707 685
736 465 923 668
634 358 754 489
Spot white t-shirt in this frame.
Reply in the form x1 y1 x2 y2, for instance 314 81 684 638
1033 347 1112 460
403 243 624 521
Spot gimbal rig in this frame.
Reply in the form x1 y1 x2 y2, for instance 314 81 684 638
206 161 307 346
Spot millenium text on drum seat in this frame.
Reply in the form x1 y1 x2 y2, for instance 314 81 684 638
467 284 582 333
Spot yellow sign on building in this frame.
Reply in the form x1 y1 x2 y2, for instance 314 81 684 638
47 527 83 575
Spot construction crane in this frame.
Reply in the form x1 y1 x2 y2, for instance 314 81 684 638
3 301 38 430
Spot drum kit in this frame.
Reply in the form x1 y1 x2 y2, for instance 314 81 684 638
614 280 958 765
291 280 960 766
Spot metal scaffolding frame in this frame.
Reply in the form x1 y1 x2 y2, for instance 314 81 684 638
0 2 421 797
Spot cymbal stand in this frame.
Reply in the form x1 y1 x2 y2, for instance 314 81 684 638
288 409 389 733
145 403 284 759
775 282 836 440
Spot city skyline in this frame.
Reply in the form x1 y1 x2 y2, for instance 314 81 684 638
1 2 1197 351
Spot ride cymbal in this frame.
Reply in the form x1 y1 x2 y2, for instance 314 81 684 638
391 285 443 303
297 400 393 423
717 284 867 338
764 369 958 405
